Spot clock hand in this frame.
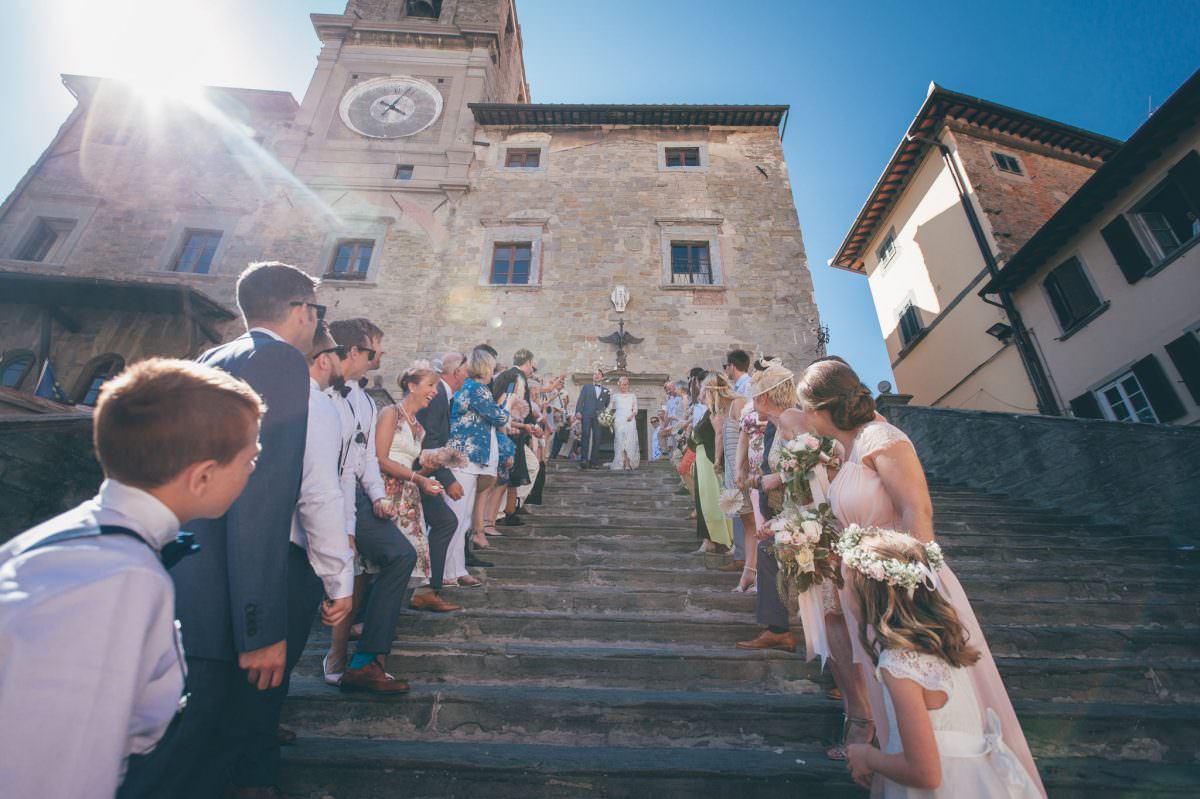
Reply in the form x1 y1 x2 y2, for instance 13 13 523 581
379 89 413 117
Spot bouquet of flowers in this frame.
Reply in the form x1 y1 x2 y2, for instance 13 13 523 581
764 502 842 595
419 446 470 471
598 408 617 430
775 433 839 506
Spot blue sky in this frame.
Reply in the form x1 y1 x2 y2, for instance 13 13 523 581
2 0 1196 391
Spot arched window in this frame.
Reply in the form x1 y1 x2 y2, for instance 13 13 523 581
0 350 36 391
74 354 125 407
407 0 441 19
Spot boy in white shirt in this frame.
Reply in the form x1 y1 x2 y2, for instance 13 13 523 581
0 358 264 799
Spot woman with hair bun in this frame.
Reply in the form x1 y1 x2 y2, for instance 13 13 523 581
797 359 1044 795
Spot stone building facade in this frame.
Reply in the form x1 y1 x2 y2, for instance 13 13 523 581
0 0 820 415
831 83 1120 412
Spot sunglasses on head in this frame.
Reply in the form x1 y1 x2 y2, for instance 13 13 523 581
290 301 326 320
312 345 347 361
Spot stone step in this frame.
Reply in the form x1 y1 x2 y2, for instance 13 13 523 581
469 564 1197 601
434 583 1200 628
308 608 1197 659
301 639 1200 704
278 738 1200 798
281 677 1200 762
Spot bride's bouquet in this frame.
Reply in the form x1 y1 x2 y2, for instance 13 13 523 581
765 502 842 595
597 408 616 430
775 433 839 506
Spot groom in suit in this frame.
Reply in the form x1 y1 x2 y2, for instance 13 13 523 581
574 368 611 469
117 261 318 799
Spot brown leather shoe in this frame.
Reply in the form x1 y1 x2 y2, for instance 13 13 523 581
409 592 463 612
339 660 410 694
717 560 747 573
735 630 797 652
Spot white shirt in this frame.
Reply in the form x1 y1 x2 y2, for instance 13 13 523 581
328 381 387 536
248 326 286 342
293 379 355 599
0 480 185 798
734 373 751 397
692 402 708 426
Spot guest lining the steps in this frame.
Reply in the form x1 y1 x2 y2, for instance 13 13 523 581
717 352 754 578
690 373 734 554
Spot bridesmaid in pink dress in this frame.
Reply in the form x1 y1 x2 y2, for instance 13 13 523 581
797 359 1046 797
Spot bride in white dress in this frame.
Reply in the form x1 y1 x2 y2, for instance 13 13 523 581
609 377 640 470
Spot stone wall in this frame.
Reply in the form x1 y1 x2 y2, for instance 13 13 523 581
0 415 101 542
881 403 1200 546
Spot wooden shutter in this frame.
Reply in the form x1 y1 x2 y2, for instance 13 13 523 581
1131 354 1186 422
1069 391 1103 419
1100 216 1153 284
1165 333 1200 405
1167 150 1200 214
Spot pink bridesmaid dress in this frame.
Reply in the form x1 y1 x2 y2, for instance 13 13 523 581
829 421 1046 798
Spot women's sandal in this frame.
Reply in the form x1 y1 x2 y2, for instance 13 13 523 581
458 575 483 588
733 566 758 593
322 653 344 687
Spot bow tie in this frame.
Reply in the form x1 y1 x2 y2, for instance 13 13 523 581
359 377 369 389
162 532 201 569
336 385 352 398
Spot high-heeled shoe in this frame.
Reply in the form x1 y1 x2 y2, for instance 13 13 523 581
470 529 491 550
732 566 757 593
322 653 344 687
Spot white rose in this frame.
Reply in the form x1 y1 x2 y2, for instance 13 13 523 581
795 548 815 572
800 520 822 541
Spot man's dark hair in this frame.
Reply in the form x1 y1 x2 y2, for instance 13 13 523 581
235 261 319 325
310 320 338 359
513 348 534 366
726 349 751 372
329 318 383 351
477 343 499 358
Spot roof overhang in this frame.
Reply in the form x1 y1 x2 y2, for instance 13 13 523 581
982 68 1200 294
0 269 236 321
831 84 1123 274
470 103 788 129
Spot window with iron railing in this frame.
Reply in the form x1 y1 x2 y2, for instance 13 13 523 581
670 242 713 285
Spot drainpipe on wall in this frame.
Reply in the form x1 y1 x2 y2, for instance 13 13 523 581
905 134 1062 416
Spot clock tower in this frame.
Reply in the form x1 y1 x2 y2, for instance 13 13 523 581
275 0 528 208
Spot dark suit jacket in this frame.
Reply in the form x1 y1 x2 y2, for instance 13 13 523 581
414 381 457 488
170 331 309 662
575 383 611 418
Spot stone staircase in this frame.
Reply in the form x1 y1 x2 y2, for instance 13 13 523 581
280 461 1200 798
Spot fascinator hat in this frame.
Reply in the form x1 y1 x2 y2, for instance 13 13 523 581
748 358 795 399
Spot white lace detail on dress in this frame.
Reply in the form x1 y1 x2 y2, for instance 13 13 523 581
876 648 954 693
854 421 912 461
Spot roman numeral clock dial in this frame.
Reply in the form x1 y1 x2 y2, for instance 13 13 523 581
339 76 444 139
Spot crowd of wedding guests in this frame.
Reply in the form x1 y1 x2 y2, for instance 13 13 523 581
1 261 1046 797
650 351 1047 797
0 261 575 799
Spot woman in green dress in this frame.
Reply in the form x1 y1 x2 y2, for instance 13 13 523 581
691 373 736 553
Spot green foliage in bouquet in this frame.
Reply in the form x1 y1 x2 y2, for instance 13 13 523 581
764 502 843 596
776 434 839 507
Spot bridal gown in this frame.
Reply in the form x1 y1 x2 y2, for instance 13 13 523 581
609 392 640 470
829 421 1046 798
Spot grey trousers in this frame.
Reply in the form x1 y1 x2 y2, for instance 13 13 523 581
732 516 746 562
755 537 789 633
354 490 417 655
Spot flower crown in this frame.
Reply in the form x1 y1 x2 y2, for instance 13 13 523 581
835 524 944 596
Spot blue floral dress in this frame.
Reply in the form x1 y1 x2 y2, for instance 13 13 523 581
449 377 515 481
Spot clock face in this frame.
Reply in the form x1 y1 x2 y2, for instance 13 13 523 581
339 76 443 139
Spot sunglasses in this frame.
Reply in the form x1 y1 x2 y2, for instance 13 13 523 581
291 301 327 320
312 345 347 360
356 347 378 361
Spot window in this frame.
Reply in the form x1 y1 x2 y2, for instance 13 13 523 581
0 350 36 390
74 355 125 407
664 147 701 168
18 218 75 262
329 240 373 280
1098 372 1158 424
876 232 897 266
992 152 1024 175
504 149 541 168
898 304 923 347
172 230 222 274
1165 331 1200 405
1131 180 1199 261
669 242 713 285
395 164 414 180
491 243 532 285
1044 256 1103 332
406 0 441 18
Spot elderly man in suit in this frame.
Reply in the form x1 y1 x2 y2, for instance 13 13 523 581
574 368 611 469
116 261 318 799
